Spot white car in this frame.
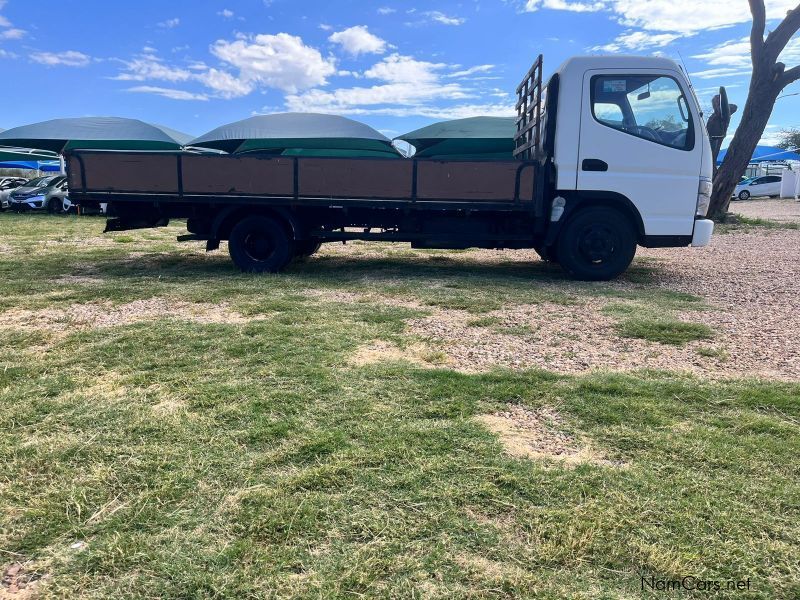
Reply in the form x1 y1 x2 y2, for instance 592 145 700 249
733 175 782 200
0 177 29 210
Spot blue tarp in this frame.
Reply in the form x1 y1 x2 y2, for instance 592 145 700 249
0 160 60 172
717 145 800 165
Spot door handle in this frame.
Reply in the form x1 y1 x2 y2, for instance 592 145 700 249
582 159 608 172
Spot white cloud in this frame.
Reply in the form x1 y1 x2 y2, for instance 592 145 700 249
525 0 606 13
692 67 752 79
285 53 511 118
0 27 25 40
377 7 396 15
218 9 234 19
424 11 466 25
448 64 495 78
328 25 387 56
30 50 92 67
128 86 209 101
364 53 445 83
211 33 336 93
593 30 682 52
688 35 800 80
158 18 180 29
196 67 254 98
611 0 797 35
114 52 193 82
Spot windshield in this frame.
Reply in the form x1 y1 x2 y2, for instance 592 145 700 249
24 177 56 188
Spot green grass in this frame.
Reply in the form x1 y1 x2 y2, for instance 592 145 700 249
718 215 800 233
0 213 798 599
615 318 714 346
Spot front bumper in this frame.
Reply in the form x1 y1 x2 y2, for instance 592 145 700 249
691 219 714 247
10 197 45 211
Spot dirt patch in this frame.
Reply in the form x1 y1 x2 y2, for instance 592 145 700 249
1 563 46 599
0 298 264 332
350 340 444 368
318 217 800 381
476 405 616 467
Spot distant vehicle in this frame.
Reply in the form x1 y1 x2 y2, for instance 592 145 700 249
9 175 68 213
0 177 29 210
733 175 782 200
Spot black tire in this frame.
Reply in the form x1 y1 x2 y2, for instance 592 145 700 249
534 245 559 264
47 198 63 214
738 190 751 201
556 207 637 281
228 215 295 273
294 240 322 259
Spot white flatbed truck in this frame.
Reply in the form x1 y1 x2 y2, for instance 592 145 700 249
68 55 715 280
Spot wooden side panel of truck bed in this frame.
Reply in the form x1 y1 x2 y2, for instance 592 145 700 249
68 151 537 205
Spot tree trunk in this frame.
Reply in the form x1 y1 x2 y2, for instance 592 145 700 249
708 81 780 220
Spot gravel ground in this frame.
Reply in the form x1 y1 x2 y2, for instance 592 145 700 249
729 197 800 223
329 201 800 381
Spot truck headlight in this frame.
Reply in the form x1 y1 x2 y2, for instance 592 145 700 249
697 178 712 217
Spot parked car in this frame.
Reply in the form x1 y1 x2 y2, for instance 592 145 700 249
0 177 29 210
9 175 68 213
733 175 782 200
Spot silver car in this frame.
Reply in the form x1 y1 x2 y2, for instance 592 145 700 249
9 175 69 213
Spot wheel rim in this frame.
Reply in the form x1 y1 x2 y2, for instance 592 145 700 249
243 231 275 262
577 224 618 264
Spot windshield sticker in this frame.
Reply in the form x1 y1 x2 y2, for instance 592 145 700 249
603 80 627 93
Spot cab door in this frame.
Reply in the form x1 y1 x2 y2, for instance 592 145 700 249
577 70 703 236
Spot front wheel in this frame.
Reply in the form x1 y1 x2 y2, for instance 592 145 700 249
228 215 295 273
738 190 751 201
556 207 637 281
47 198 63 214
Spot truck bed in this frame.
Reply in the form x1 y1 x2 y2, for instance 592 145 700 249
67 151 541 210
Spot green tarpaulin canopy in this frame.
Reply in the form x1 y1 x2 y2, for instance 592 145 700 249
396 116 516 160
0 117 192 153
190 113 402 158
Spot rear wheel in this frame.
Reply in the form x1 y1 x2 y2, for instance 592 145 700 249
228 215 294 273
294 240 322 259
556 207 637 281
738 190 751 201
47 198 63 214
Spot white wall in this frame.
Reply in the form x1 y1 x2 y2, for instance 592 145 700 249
780 165 800 199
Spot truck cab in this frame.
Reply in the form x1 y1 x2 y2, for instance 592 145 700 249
545 56 713 252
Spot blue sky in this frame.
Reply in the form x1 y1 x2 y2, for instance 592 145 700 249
0 0 798 145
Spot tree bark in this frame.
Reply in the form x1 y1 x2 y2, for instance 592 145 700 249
708 84 780 219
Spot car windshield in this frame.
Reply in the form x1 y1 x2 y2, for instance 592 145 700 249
24 177 56 188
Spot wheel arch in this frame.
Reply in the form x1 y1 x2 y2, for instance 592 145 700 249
545 191 645 247
211 204 304 241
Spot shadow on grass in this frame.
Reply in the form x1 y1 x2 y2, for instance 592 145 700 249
90 248 661 288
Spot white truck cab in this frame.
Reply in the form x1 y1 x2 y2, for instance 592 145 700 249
547 56 714 250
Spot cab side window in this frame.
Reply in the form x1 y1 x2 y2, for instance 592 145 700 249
591 75 694 151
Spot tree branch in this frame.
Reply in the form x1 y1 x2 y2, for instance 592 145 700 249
763 3 800 62
781 64 800 86
749 0 767 63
